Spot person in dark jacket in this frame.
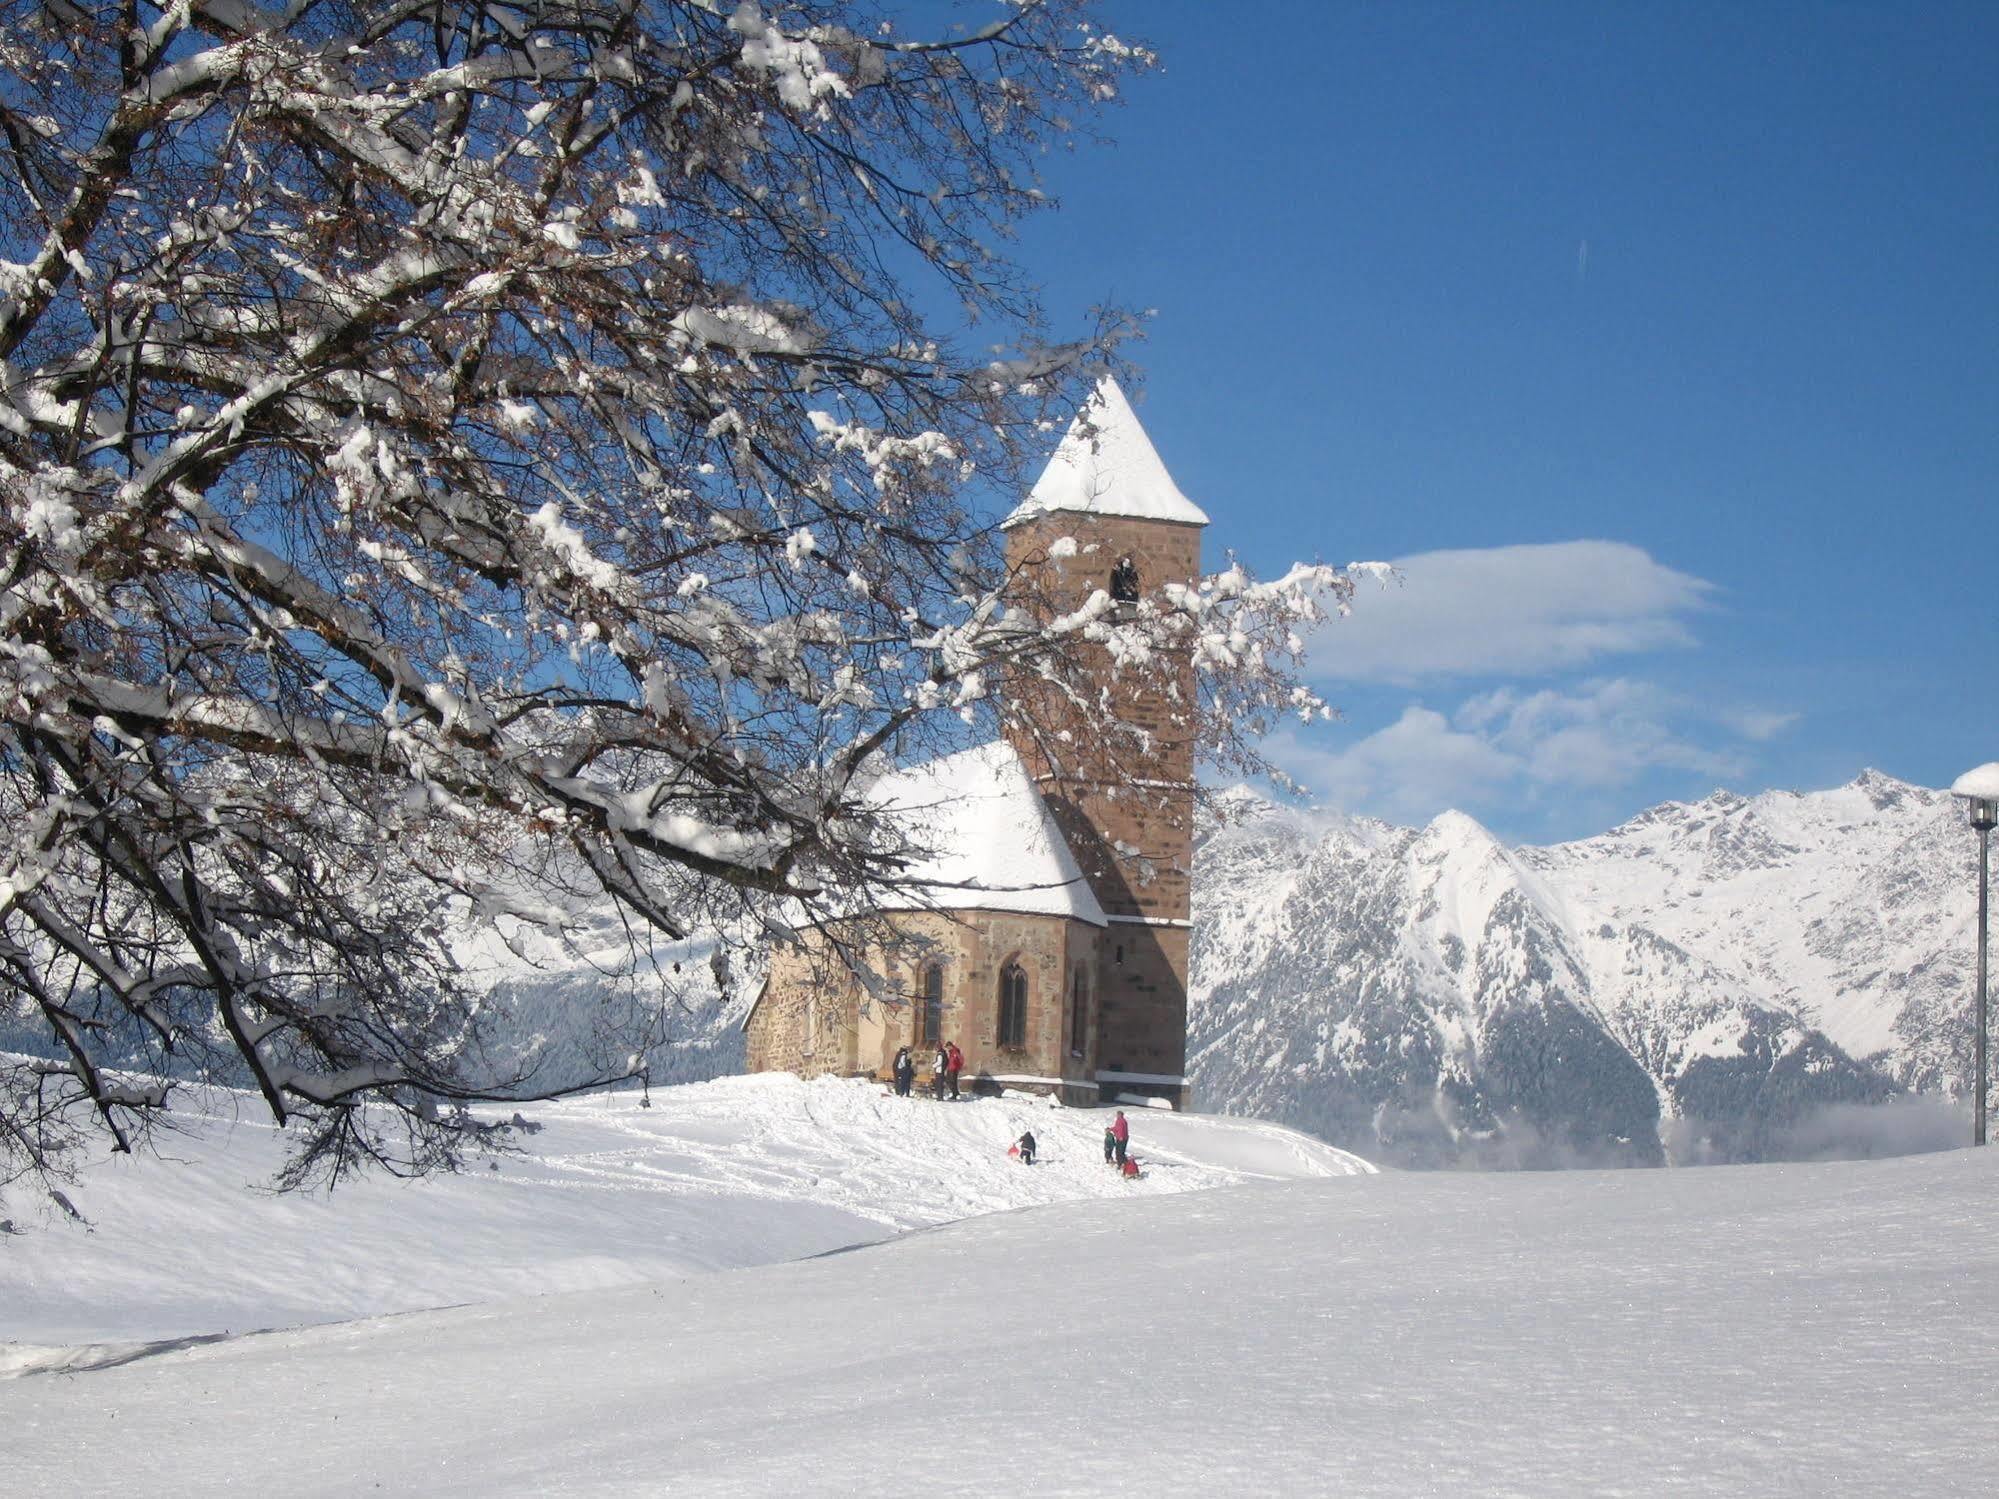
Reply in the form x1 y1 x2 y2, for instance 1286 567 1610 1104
892 1046 914 1097
1103 1123 1117 1165
1015 1130 1036 1166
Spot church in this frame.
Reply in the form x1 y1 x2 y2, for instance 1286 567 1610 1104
742 377 1205 1109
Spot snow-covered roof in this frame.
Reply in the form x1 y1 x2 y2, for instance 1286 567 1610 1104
1951 762 1999 799
1002 376 1210 530
864 740 1106 925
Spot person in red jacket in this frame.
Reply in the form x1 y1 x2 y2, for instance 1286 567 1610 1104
945 1040 964 1099
1109 1108 1129 1166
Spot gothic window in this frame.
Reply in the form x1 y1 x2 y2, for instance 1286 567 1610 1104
918 963 944 1046
1109 555 1140 603
998 961 1029 1049
1068 966 1089 1057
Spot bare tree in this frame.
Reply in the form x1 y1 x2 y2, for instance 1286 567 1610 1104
0 0 1353 1184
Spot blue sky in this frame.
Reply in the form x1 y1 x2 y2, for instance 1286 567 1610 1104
998 0 1996 843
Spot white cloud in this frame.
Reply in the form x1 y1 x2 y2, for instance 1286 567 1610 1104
1272 678 1757 830
1270 706 1519 828
1316 541 1715 684
1715 707 1801 743
1265 540 1798 835
1461 680 1744 789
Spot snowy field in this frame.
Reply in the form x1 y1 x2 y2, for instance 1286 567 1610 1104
0 1072 1368 1348
6 1082 1996 1497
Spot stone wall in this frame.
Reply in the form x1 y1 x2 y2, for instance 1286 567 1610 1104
1095 923 1190 1106
1002 508 1200 1106
743 946 858 1080
746 504 1201 1109
743 910 1103 1102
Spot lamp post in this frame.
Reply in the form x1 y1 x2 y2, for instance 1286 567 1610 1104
1951 763 1999 1147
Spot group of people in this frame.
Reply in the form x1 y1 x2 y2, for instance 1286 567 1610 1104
1023 1119 1135 1175
1103 1109 1133 1173
1011 1109 1136 1175
886 1046 1137 1176
890 1042 963 1100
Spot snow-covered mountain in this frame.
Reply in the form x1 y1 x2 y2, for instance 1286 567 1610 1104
0 897 761 1101
1189 772 1980 1168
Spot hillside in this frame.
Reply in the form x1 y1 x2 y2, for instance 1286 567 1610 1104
9 1139 1995 1497
1189 772 1978 1168
0 1074 1368 1350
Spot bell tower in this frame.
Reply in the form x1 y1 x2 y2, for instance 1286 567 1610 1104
1001 377 1208 1109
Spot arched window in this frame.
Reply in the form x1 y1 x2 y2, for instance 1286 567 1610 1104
1068 966 1088 1058
1109 555 1140 603
998 961 1028 1049
918 963 944 1046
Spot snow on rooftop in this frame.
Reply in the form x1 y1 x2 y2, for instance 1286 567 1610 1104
866 740 1106 925
1951 762 1999 799
1002 375 1210 530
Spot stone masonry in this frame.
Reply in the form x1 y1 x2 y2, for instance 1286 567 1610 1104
744 910 1103 1104
1001 508 1201 1107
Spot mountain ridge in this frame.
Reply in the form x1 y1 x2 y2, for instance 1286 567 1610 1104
1189 770 1975 1166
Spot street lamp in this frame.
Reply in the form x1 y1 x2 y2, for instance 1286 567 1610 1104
1951 762 1999 1147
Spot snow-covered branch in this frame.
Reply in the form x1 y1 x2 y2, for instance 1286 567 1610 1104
0 2 1333 1187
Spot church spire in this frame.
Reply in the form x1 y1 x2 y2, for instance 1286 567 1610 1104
1002 375 1210 530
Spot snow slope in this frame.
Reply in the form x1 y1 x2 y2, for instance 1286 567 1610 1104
0 1073 1367 1348
8 1144 1994 1497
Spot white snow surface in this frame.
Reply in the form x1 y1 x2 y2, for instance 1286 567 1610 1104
6 1118 1993 1496
863 739 1107 923
0 1073 1362 1349
1002 374 1211 529
1952 761 1999 799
